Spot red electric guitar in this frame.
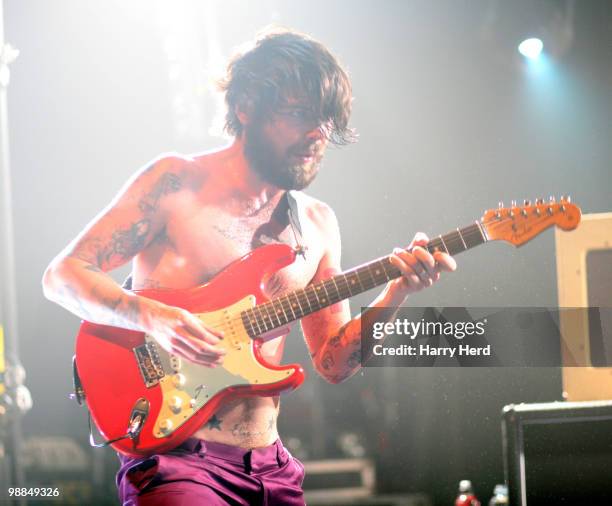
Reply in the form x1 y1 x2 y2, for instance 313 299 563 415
74 198 580 456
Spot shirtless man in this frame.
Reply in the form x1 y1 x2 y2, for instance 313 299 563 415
42 29 456 505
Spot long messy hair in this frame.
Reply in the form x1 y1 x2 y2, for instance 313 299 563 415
217 27 356 145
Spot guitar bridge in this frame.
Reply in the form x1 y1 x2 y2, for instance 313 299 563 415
133 340 165 387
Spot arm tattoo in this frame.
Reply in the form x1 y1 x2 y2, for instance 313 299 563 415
97 292 122 311
105 220 151 261
71 172 181 268
57 171 183 325
346 349 362 369
321 350 335 370
329 324 359 349
327 333 342 348
119 297 141 323
72 219 151 269
151 228 174 248
137 278 168 289
314 323 362 382
88 286 140 327
138 173 182 214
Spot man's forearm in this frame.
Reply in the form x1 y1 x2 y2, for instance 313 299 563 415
42 256 157 331
315 285 405 383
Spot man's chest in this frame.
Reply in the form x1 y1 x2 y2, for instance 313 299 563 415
145 200 323 297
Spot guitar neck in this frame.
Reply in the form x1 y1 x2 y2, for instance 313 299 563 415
240 221 488 337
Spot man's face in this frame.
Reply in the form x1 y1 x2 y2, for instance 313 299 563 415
244 101 329 191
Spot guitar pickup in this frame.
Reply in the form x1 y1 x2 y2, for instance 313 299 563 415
133 340 165 387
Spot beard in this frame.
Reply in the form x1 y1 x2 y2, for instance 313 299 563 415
244 123 323 191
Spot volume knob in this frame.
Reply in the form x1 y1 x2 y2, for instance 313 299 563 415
159 419 173 433
173 373 186 388
168 396 183 412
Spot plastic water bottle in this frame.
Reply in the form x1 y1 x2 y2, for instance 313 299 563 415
455 480 481 506
487 484 509 505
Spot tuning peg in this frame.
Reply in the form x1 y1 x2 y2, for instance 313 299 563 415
498 201 504 209
536 198 544 205
524 199 531 206
561 194 572 203
549 196 556 203
511 200 517 207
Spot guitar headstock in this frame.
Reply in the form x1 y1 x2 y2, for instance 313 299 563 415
481 196 581 247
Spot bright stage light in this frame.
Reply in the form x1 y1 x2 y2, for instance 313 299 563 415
518 38 544 60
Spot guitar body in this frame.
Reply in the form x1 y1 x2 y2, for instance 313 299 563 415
75 243 305 457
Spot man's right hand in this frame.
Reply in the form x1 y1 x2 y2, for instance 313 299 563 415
141 301 227 367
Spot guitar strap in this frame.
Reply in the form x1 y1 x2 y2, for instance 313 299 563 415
122 273 132 290
285 190 307 257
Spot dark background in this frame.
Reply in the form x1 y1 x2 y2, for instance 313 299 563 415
4 0 612 504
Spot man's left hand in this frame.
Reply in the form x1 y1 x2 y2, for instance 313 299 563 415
387 232 457 300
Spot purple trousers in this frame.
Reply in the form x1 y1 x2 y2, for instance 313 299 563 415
116 438 306 505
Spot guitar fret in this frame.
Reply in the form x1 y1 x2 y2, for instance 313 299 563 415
282 295 297 320
268 303 279 327
302 287 314 313
427 238 441 253
353 270 366 292
312 284 323 308
457 227 468 250
341 271 354 296
241 311 256 338
334 279 344 300
371 261 387 284
345 280 354 297
462 224 486 249
274 299 289 325
438 235 449 254
338 274 353 298
262 304 275 330
444 231 464 255
253 311 264 335
289 292 305 319
320 281 332 305
330 276 341 300
381 259 395 281
475 220 488 242
248 309 260 334
254 307 269 332
261 303 272 328
365 264 377 287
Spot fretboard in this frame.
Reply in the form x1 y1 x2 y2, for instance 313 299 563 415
241 221 487 338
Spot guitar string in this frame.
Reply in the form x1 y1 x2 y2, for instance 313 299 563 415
173 210 563 336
